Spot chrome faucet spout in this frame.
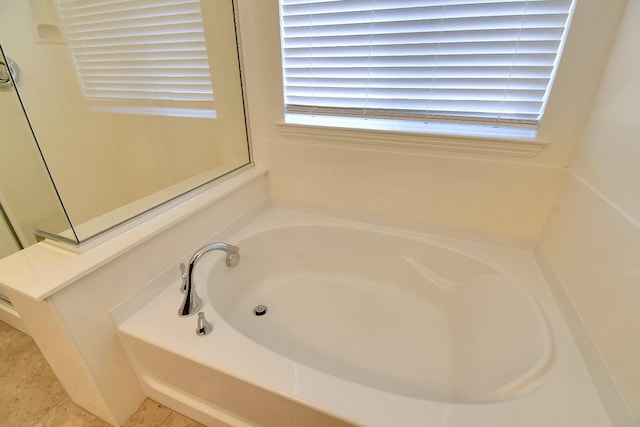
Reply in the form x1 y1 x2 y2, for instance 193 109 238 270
178 242 240 317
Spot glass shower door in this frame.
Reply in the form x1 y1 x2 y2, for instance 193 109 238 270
0 205 20 259
1 0 251 248
0 43 77 250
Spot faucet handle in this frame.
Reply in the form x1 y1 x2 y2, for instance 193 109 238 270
225 250 240 267
180 263 187 293
195 312 212 336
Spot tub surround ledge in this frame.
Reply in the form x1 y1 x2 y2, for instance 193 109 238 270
0 168 270 426
0 166 267 301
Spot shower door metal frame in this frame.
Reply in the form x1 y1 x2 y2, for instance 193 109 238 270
0 198 23 251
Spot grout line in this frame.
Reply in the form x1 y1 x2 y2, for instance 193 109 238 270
29 393 68 427
27 339 68 427
157 407 173 426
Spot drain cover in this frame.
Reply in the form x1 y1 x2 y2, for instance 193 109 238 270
253 305 268 316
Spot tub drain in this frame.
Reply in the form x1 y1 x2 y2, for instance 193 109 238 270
253 305 268 316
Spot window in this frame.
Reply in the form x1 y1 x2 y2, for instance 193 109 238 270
58 0 216 118
279 0 576 135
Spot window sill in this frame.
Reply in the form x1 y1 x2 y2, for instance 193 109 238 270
277 120 548 158
90 105 216 119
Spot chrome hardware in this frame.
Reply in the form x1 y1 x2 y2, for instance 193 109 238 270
0 56 21 90
195 312 212 336
180 263 187 293
178 242 240 317
254 305 268 316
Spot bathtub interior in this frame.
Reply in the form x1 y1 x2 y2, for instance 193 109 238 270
116 208 614 427
204 225 552 403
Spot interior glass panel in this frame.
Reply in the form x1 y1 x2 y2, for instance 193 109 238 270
0 0 250 244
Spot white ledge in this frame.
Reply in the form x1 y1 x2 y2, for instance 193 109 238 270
0 166 268 301
277 122 548 158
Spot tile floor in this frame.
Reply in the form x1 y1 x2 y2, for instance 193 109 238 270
0 320 205 427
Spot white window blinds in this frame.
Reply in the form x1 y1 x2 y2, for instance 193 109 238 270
58 0 215 118
280 0 575 130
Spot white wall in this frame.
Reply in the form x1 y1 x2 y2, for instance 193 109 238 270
570 2 640 223
539 1 640 424
239 0 625 242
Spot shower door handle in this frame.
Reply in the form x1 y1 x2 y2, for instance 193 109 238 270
0 56 21 90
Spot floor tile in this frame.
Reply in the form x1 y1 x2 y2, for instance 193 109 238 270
1 321 202 427
0 366 66 426
31 396 110 427
0 321 36 377
122 398 172 426
0 336 45 381
0 325 67 427
162 411 207 427
0 320 32 361
289 405 355 427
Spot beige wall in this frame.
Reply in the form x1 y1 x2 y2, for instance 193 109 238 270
0 4 72 244
106 0 249 204
0 87 70 244
0 0 132 229
0 215 19 259
0 0 250 239
540 173 640 426
570 0 640 224
540 1 640 424
267 141 565 241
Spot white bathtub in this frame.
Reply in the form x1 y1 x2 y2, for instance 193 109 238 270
117 208 611 427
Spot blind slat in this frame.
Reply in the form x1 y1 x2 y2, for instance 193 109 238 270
59 0 200 18
281 0 575 128
59 0 215 111
285 77 550 90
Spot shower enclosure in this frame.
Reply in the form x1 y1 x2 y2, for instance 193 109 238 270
0 43 73 251
0 0 251 253
0 210 20 259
